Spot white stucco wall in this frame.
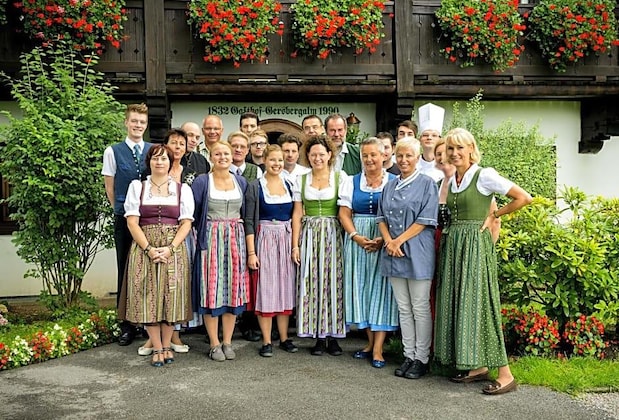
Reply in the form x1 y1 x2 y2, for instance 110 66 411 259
1 99 617 298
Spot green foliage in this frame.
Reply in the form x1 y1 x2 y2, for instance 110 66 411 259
497 190 619 327
0 42 123 309
448 92 557 202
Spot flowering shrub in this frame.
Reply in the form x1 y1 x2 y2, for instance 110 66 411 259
563 314 608 359
436 0 526 72
187 0 283 68
512 309 561 357
528 0 619 72
29 331 54 363
291 0 385 59
0 309 120 370
13 0 127 54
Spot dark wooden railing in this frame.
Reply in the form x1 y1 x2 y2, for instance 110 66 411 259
1 0 618 147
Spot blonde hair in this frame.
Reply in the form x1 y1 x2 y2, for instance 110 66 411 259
444 128 481 164
210 140 233 153
227 130 249 144
394 136 421 157
263 144 282 159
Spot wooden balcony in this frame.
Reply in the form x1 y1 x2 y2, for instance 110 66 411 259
1 0 618 148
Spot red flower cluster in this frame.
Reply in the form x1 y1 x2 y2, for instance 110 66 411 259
562 314 607 359
528 0 619 72
436 0 526 72
291 0 385 60
13 0 127 54
188 0 283 68
65 326 85 352
0 343 9 370
512 309 561 357
29 331 53 363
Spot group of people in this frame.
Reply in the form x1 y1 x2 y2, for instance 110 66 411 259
102 103 531 396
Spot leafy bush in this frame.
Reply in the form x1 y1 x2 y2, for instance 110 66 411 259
0 42 122 309
502 307 560 357
497 189 619 327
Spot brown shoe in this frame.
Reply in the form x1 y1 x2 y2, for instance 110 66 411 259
482 379 518 395
449 370 490 383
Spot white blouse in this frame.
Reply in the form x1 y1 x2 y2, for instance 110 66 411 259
337 170 390 208
292 170 348 202
208 173 242 200
124 177 195 221
449 164 513 196
259 177 293 204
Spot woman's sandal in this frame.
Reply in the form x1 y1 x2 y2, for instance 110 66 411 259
163 347 175 364
151 349 164 367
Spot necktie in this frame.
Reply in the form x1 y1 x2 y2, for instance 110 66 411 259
237 167 243 176
133 144 142 175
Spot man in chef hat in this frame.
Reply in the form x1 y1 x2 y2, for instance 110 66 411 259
416 103 445 182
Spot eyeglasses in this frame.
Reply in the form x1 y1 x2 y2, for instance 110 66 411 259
202 127 222 132
250 142 267 148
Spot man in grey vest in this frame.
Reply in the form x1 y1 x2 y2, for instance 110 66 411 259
102 103 152 346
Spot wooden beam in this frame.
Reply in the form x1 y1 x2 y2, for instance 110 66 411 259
395 0 415 118
143 0 166 96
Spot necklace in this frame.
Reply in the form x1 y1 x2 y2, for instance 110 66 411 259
151 178 168 194
365 172 383 187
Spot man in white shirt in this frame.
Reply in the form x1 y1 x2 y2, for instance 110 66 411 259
101 103 152 346
278 133 310 184
200 114 224 163
228 131 263 181
239 111 260 135
324 113 361 175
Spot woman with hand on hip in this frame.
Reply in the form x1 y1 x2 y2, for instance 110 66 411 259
123 144 194 367
338 137 399 368
434 128 531 395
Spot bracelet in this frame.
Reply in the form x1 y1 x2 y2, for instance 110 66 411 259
292 247 299 252
248 251 256 256
144 245 152 254
349 231 359 239
493 210 500 219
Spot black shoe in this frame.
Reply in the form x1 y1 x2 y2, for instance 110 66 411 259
310 339 327 356
404 359 429 379
279 339 298 353
259 344 273 357
118 331 134 346
327 338 343 356
241 329 262 342
395 357 414 377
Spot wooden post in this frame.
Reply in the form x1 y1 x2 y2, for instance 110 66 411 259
394 0 415 120
143 0 169 142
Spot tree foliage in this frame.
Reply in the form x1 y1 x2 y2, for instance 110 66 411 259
0 42 123 308
448 91 557 203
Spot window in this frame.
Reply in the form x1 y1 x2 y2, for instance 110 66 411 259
0 175 17 235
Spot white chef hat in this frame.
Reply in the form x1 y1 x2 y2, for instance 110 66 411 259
417 103 445 135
